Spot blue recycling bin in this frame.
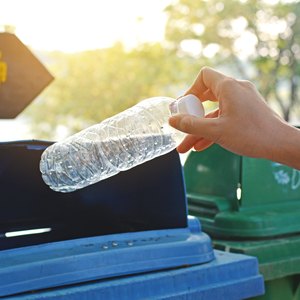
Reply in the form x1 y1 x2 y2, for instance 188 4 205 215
0 141 264 299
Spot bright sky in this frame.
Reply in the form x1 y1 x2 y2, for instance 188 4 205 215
0 0 172 52
0 0 172 141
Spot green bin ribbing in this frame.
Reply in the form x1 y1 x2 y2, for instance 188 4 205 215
184 144 300 299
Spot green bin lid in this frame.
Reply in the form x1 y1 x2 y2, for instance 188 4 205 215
213 235 300 281
184 144 300 238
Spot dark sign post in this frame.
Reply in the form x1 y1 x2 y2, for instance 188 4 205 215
0 32 54 118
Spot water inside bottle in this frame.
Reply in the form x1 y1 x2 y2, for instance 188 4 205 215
40 132 179 192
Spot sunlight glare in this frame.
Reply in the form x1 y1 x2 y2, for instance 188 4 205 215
0 0 172 52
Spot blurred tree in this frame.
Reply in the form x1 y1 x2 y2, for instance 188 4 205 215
165 0 300 121
25 42 194 139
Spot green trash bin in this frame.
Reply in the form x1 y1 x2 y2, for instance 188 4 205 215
213 236 300 299
184 144 300 299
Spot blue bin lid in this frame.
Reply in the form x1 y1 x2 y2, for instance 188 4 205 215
1 250 264 299
0 140 214 297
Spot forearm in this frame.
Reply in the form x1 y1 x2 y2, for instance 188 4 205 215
172 67 300 169
268 123 300 170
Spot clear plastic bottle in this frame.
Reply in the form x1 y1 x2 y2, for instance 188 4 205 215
40 95 204 192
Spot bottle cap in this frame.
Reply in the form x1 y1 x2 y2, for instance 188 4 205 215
169 94 205 117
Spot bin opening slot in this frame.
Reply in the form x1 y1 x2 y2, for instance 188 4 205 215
0 141 187 250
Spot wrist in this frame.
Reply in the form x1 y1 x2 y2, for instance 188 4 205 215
268 122 300 170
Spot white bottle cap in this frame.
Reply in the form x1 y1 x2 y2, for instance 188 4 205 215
169 94 205 117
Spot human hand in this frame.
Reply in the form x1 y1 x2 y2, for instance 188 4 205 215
169 67 293 162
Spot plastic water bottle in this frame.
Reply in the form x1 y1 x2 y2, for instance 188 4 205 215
40 95 204 192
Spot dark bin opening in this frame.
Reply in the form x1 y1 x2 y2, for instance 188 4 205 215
0 140 187 251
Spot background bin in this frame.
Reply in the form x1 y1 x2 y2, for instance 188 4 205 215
184 144 300 299
0 141 264 299
213 237 300 299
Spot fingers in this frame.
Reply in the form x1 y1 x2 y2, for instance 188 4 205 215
176 135 201 153
184 67 229 101
202 89 218 102
174 110 219 153
176 135 213 153
169 114 219 141
170 67 226 152
206 108 220 118
193 139 214 151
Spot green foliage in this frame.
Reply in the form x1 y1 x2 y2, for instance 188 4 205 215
165 0 300 121
24 0 300 141
25 43 197 139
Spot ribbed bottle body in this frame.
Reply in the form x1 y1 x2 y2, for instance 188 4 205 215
40 97 184 192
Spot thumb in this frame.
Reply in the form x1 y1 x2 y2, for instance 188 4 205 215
169 114 219 141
